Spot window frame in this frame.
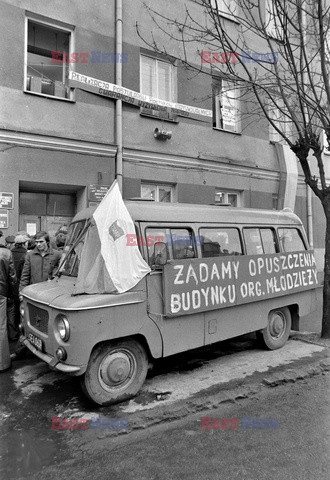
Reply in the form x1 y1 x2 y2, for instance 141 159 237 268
213 79 241 133
139 54 177 120
210 0 240 22
199 226 243 258
268 99 291 143
144 226 197 267
243 227 279 255
215 189 241 207
265 0 284 41
323 130 330 155
24 15 75 101
277 227 307 252
141 183 175 203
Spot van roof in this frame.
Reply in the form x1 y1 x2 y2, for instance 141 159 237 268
72 201 302 226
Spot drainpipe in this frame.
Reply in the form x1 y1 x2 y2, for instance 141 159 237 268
115 0 123 192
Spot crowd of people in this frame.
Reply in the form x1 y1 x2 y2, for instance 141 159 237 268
0 226 68 372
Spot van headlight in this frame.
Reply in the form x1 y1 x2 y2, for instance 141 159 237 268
55 314 70 342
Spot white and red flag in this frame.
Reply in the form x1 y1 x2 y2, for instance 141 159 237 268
73 180 150 294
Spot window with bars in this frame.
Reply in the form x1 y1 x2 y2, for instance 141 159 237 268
213 80 241 133
140 55 177 119
25 19 73 99
141 184 174 203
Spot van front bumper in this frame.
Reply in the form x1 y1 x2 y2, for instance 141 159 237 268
20 335 84 374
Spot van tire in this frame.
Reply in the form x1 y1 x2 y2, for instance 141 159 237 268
257 307 291 350
81 338 148 406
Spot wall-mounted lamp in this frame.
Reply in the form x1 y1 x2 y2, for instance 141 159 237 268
154 128 172 140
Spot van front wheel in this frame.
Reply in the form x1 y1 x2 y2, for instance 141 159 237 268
81 338 148 406
257 307 291 350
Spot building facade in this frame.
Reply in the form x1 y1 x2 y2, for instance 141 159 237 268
0 0 326 266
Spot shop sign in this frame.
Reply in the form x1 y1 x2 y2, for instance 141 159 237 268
0 192 14 209
163 251 318 317
88 185 110 203
0 210 8 228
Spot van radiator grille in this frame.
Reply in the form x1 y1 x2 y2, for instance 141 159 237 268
28 304 49 334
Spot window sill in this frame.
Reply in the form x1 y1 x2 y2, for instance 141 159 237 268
213 127 241 135
23 89 75 102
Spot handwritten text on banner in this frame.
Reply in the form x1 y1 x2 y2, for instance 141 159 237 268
163 251 318 317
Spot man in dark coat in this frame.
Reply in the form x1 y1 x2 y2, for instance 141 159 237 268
19 231 62 295
0 244 16 371
7 235 28 343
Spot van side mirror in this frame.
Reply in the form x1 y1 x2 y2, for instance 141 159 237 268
152 242 168 267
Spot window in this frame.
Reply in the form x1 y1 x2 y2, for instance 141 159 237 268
265 0 283 40
210 0 239 18
145 227 196 266
215 190 241 206
243 228 277 255
213 80 240 132
171 228 196 260
278 228 306 252
269 100 291 143
323 130 330 155
25 18 73 99
141 184 174 202
140 55 177 118
145 228 167 267
199 227 242 257
272 194 279 210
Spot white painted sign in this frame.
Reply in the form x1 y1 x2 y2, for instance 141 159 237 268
68 71 212 118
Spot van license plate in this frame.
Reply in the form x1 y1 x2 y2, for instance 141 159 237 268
28 333 43 351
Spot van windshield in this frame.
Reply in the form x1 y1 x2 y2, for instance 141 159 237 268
58 220 89 277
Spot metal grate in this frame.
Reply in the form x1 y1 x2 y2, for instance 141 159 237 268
28 304 49 334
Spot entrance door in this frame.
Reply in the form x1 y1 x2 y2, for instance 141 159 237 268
19 191 76 237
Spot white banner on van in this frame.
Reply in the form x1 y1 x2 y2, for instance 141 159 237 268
93 180 151 293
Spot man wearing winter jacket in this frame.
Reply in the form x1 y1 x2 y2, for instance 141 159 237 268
19 231 62 295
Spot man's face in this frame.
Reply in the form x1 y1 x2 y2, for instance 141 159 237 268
35 237 48 252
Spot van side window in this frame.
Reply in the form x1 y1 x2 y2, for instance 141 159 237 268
145 228 167 267
278 228 306 252
170 228 196 260
244 228 277 255
199 228 242 257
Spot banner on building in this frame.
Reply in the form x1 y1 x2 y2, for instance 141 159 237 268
163 251 318 317
68 71 212 119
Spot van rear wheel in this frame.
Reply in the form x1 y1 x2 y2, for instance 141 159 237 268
257 307 291 350
81 338 148 406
